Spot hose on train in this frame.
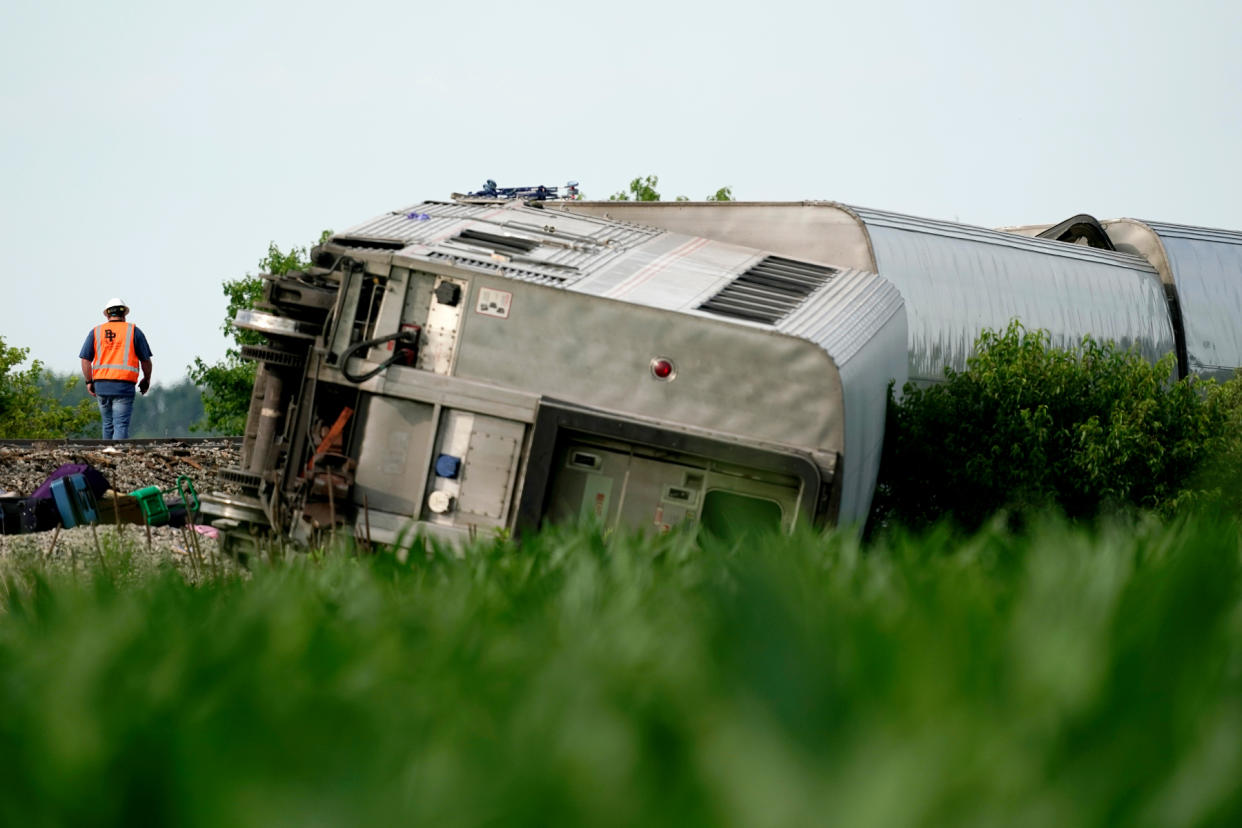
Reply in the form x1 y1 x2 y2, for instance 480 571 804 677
339 328 422 383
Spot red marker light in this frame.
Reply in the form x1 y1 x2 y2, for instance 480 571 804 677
650 357 676 380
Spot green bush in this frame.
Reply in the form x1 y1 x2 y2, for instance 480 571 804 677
188 238 326 434
0 336 97 439
872 322 1242 531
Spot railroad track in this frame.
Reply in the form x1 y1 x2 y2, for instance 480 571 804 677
0 437 244 500
0 437 243 449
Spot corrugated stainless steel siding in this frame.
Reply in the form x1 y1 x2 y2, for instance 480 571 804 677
1141 220 1242 381
1141 220 1242 246
779 268 907 527
341 201 661 287
847 206 1176 382
778 268 904 367
851 206 1159 271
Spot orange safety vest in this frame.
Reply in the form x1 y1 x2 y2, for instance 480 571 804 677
92 321 140 382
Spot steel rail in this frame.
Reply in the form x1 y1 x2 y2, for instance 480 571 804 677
0 437 243 449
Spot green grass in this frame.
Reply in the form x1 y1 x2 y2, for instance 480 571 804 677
1 514 1240 826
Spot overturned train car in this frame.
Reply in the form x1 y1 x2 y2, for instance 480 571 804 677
200 201 907 551
550 201 1197 385
999 215 1242 384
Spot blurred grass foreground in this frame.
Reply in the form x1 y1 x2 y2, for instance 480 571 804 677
1 516 1241 827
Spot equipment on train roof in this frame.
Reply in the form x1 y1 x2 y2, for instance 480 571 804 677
465 180 580 201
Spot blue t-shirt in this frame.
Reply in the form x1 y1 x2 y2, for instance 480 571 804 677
80 324 153 397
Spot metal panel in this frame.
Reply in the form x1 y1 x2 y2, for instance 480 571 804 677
420 275 468 375
457 417 525 523
452 277 846 458
852 206 1154 270
352 396 436 516
338 201 662 289
1112 219 1242 382
780 268 907 527
856 212 1175 384
422 411 526 529
575 234 758 309
548 201 877 273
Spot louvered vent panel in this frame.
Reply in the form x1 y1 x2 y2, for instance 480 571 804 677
424 251 569 286
698 256 838 324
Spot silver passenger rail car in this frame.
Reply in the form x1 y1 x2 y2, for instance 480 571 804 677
1000 215 1242 384
200 200 906 552
550 201 1180 386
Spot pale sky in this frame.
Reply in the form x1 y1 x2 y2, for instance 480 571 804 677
4 0 1240 381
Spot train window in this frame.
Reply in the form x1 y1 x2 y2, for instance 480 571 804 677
699 491 783 541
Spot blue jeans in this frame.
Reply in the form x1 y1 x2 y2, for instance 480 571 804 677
98 394 134 440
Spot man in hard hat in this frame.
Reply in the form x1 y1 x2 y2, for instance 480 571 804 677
78 298 154 440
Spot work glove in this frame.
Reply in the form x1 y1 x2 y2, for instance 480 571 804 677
139 378 150 395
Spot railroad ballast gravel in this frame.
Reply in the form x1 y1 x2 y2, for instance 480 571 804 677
0 440 239 498
1 440 243 574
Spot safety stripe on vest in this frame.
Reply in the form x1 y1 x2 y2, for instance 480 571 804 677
93 323 139 379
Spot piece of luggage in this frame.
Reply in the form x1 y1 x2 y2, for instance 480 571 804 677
51 478 80 528
50 474 100 529
31 463 110 502
97 492 146 525
1 496 25 535
70 474 99 524
20 497 59 533
17 462 113 533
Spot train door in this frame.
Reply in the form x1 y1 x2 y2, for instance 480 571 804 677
518 401 824 538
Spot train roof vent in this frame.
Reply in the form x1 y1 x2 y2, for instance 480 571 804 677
455 228 540 255
330 234 408 251
697 256 838 324
424 251 570 286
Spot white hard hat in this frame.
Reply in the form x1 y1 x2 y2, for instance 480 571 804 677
104 297 129 313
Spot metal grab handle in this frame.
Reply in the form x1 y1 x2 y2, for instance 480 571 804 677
177 475 199 511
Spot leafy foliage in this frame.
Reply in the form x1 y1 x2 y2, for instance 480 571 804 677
0 336 97 438
187 236 327 434
185 355 257 436
1 516 1241 825
872 322 1242 531
1186 369 1242 514
609 174 735 202
40 373 211 438
609 174 663 201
